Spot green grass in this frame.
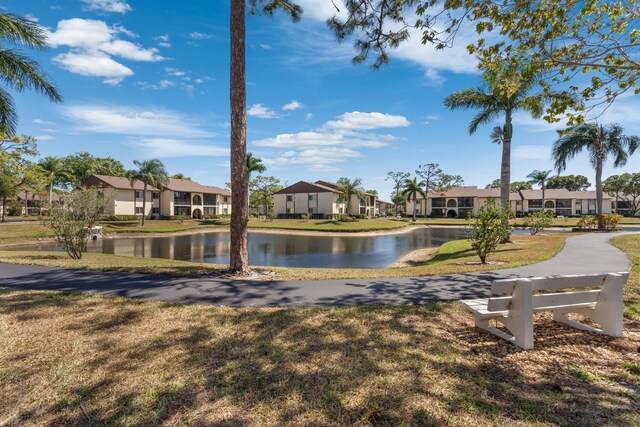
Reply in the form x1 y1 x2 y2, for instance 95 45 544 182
568 364 608 382
247 218 410 232
414 216 640 228
611 234 640 324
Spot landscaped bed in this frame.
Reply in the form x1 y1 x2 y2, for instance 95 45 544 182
0 233 568 281
0 233 638 426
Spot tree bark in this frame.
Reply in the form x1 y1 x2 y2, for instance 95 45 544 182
500 112 512 240
49 181 53 210
541 182 545 213
596 155 604 228
229 0 250 275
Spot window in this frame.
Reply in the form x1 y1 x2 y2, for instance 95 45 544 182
204 207 216 216
174 206 191 216
528 199 542 209
152 192 159 199
287 207 294 214
223 196 229 203
135 191 144 199
135 207 144 214
308 207 315 214
458 197 474 208
286 195 293 202
431 197 445 208
556 199 571 208
152 207 160 214
223 208 228 214
308 194 316 201
203 194 216 205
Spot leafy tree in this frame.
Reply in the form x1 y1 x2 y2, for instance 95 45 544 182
0 13 62 134
485 179 501 189
247 152 266 176
127 159 169 226
386 171 410 216
38 156 72 208
171 173 191 180
365 189 378 196
20 163 49 216
249 175 282 215
510 181 532 192
336 177 364 215
466 199 513 263
229 0 301 275
402 177 427 221
441 174 464 188
523 210 554 236
415 163 443 194
547 175 591 191
527 169 552 211
43 188 111 259
62 152 127 185
553 123 639 227
444 61 562 214
0 133 38 221
604 173 640 217
390 191 407 214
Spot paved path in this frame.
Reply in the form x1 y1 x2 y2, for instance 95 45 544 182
0 232 635 307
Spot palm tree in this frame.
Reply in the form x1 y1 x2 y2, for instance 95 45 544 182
336 177 364 215
127 159 169 226
0 13 63 134
444 64 561 213
247 152 266 176
552 123 639 227
38 156 71 209
402 177 427 222
228 0 301 275
527 169 552 212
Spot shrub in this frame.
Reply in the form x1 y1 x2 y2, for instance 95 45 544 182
600 213 622 231
337 214 358 222
577 215 598 230
523 210 554 235
164 215 191 221
42 188 111 259
300 214 309 220
465 199 513 264
100 214 138 221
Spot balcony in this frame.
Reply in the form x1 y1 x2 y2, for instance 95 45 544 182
174 198 190 206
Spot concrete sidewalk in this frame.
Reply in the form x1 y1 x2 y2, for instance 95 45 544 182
0 232 635 307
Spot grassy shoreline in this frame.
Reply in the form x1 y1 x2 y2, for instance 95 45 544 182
0 234 637 426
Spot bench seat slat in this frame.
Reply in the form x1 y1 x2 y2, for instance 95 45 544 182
532 290 600 309
491 273 613 296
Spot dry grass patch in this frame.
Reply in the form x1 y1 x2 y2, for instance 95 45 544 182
0 290 637 426
0 233 568 281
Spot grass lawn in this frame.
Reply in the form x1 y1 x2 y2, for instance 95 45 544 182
247 218 409 232
1 234 638 425
0 233 568 281
414 216 640 228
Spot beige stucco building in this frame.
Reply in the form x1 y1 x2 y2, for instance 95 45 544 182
84 175 231 219
273 181 378 218
406 186 614 218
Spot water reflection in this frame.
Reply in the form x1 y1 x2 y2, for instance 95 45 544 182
16 228 469 269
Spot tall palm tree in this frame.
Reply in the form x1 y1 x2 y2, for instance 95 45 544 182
336 177 364 215
38 156 71 209
444 64 561 212
402 177 427 222
552 123 639 227
228 0 301 275
127 159 169 226
0 13 63 134
527 169 552 212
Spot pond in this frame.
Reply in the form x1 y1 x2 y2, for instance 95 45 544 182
13 227 470 269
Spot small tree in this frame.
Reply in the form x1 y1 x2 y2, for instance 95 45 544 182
386 171 410 216
466 199 513 264
523 210 554 235
249 175 282 216
43 188 111 259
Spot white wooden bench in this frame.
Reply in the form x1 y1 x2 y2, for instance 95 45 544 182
461 272 628 349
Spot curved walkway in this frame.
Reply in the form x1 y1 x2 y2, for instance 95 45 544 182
0 232 635 307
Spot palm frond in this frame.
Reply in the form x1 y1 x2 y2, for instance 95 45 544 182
469 108 500 135
0 14 48 49
0 49 63 101
0 87 17 134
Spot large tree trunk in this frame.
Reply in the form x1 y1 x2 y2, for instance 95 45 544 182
500 113 512 240
596 155 604 228
541 183 545 213
395 186 399 216
413 196 417 221
142 182 147 226
49 181 53 210
229 0 250 275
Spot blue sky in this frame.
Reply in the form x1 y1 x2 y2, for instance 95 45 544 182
10 0 640 200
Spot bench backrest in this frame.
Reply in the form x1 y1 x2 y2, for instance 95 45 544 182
487 272 628 312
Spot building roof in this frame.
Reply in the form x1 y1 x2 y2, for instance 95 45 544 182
376 199 394 205
425 186 522 201
85 175 159 191
519 189 609 200
84 175 231 196
315 180 377 197
275 181 338 195
16 190 62 202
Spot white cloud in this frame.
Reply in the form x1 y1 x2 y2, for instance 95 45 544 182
24 13 39 22
53 51 133 84
46 19 163 83
254 111 409 171
165 67 186 76
247 104 279 119
63 105 215 138
190 32 214 40
513 145 551 161
260 43 272 50
35 135 56 141
325 111 410 130
33 118 55 125
130 138 227 157
155 34 170 48
305 113 313 120
282 100 303 111
294 0 347 21
81 0 131 13
425 114 439 121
